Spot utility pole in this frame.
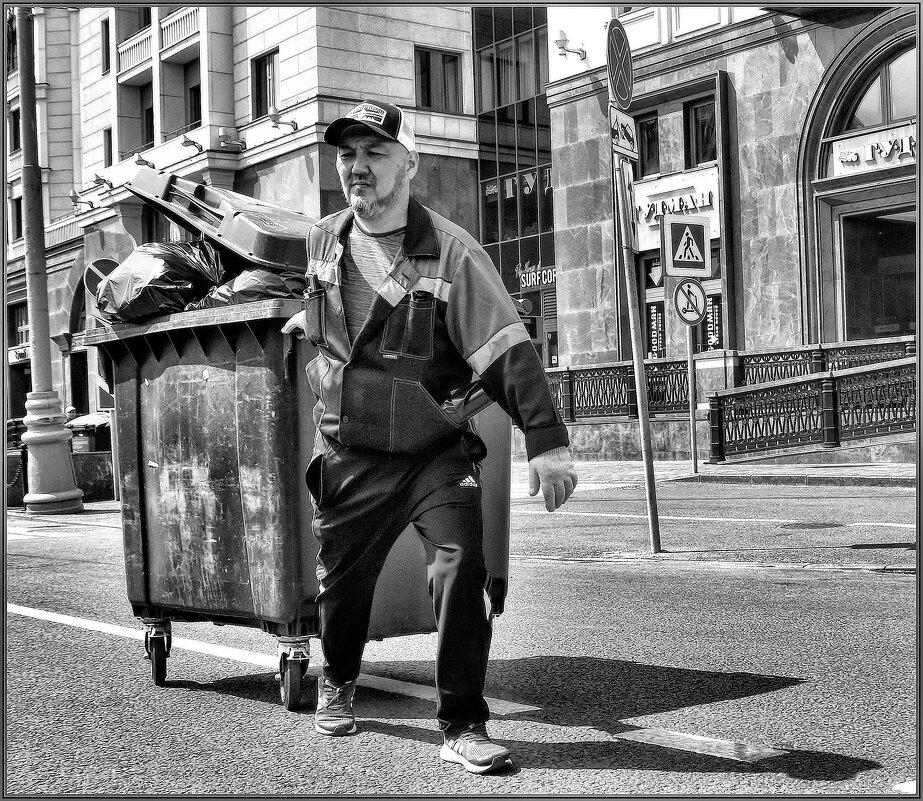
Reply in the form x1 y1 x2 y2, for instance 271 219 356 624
15 6 83 513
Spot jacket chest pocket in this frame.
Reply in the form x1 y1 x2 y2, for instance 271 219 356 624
380 291 435 360
303 278 327 347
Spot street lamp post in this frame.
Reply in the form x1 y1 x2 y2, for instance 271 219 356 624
15 6 83 514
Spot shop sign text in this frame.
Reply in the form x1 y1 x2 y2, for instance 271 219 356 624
832 124 916 177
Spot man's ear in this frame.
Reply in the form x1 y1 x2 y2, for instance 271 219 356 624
406 150 420 181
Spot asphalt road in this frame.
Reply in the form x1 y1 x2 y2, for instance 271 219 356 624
5 480 916 795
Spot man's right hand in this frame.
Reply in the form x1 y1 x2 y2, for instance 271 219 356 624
281 311 307 338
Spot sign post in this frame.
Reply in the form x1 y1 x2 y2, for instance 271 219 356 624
661 252 708 474
607 18 660 554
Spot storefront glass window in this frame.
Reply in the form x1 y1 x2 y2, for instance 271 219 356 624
888 48 916 121
478 49 495 112
517 32 536 99
843 210 916 340
496 40 516 106
848 75 882 129
638 115 659 177
846 47 916 131
687 100 717 166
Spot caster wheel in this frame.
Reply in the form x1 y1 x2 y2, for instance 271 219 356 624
149 637 167 687
279 656 308 710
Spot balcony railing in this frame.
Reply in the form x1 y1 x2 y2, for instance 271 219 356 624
160 6 199 51
117 27 152 73
738 335 915 384
708 357 916 461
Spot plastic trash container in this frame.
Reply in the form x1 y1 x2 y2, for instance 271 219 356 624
65 412 112 453
83 299 511 710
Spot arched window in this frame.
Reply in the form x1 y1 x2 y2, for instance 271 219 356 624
843 46 916 131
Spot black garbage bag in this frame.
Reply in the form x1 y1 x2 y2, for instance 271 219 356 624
96 241 225 322
185 267 304 311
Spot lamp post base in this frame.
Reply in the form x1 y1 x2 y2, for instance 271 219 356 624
20 391 84 514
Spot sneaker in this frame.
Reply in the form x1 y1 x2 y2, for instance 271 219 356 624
440 723 512 774
314 676 358 736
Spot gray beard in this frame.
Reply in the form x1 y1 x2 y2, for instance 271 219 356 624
345 172 406 220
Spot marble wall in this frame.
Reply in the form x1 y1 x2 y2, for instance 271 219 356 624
549 15 877 361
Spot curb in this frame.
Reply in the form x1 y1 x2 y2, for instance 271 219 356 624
673 474 916 488
510 553 916 575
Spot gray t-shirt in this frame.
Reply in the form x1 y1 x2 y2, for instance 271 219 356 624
340 224 406 341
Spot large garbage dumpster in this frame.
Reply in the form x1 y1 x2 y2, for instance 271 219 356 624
82 171 512 710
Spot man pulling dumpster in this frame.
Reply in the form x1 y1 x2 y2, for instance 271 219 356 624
282 99 577 774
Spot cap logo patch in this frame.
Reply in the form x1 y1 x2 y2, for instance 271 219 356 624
348 103 388 126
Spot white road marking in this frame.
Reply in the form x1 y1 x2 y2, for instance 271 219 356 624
514 508 799 525
6 604 537 715
8 604 798 763
511 482 627 499
612 727 789 763
513 508 915 530
7 526 88 541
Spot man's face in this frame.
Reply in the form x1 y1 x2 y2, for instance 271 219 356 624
336 130 415 220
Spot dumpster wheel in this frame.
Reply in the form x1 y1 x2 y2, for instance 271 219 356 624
278 653 310 711
143 620 172 688
149 637 168 686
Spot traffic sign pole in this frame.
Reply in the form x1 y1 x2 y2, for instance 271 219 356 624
671 278 706 475
606 16 660 554
686 326 698 475
614 155 661 554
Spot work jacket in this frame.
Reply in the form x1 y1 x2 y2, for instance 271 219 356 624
302 197 569 460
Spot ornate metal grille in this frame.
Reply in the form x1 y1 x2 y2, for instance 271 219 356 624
572 365 632 417
838 363 916 440
722 380 824 455
646 361 688 414
546 370 571 420
825 342 912 371
740 351 813 384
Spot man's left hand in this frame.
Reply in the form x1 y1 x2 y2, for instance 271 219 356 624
528 446 578 512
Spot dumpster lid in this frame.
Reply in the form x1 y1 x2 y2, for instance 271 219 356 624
124 168 313 271
81 298 303 346
65 412 111 429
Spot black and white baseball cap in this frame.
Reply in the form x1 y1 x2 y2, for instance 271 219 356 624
324 99 416 152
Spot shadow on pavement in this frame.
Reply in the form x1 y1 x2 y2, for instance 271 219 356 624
359 720 879 780
162 656 879 782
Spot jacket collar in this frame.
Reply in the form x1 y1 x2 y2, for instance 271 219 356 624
316 196 439 259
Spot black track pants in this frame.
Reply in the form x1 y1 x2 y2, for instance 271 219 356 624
307 436 492 730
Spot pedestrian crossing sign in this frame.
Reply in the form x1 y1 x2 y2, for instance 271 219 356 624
661 214 713 278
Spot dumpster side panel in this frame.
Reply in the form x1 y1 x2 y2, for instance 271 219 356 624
106 339 148 606
140 329 254 615
235 322 305 624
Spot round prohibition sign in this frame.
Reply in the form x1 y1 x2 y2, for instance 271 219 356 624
606 20 634 110
673 278 707 326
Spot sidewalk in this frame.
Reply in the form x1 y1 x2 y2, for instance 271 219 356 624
509 458 917 575
512 458 918 488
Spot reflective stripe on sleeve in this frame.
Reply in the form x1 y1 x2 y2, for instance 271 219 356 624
468 323 531 374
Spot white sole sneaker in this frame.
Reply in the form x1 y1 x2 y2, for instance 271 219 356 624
439 743 513 774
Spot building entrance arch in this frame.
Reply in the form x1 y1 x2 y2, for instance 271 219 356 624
797 8 916 343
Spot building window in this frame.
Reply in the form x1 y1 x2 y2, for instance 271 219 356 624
187 84 201 128
415 48 462 113
637 114 659 177
101 19 110 74
252 50 278 120
8 302 28 346
686 98 717 167
845 46 917 131
9 105 20 152
6 11 17 74
141 205 167 243
10 197 23 240
103 127 113 167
